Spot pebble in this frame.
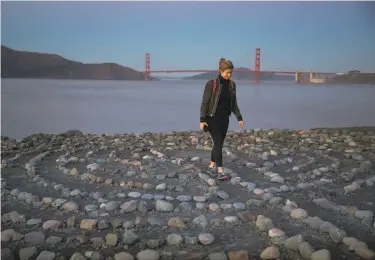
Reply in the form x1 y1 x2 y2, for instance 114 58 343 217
136 250 160 260
228 250 249 260
209 252 228 260
299 242 315 259
19 247 37 260
290 208 308 219
328 227 346 243
268 228 285 237
114 252 134 260
198 233 215 245
155 200 174 212
260 246 280 259
284 234 304 251
36 251 56 260
311 249 331 260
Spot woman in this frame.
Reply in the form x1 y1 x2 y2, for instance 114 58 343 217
200 58 244 180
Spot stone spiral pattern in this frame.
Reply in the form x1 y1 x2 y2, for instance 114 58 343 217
1 128 375 260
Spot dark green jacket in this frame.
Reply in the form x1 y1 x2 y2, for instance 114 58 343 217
200 77 243 123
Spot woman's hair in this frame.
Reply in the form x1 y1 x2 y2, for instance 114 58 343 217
219 58 234 72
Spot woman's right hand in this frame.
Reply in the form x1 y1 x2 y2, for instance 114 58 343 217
200 122 208 130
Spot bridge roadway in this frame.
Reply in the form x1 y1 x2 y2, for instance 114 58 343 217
148 69 338 75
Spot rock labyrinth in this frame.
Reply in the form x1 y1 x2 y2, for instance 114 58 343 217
1 128 375 260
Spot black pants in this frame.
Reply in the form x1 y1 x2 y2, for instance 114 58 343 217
207 114 229 167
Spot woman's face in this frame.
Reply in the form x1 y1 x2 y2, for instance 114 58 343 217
220 69 232 80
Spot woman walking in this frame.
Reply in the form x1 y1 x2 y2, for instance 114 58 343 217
200 58 244 180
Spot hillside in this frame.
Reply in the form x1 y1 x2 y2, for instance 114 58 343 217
184 67 294 81
1 45 146 80
326 72 375 85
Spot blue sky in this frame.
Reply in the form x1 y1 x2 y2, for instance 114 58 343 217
2 1 375 75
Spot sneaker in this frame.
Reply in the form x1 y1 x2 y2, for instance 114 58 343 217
217 173 230 181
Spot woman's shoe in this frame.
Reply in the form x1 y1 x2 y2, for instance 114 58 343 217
217 172 230 181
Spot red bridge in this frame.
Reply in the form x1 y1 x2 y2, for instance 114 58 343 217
143 48 340 83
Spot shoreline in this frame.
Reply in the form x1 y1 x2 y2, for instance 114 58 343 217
2 126 375 143
1 126 375 260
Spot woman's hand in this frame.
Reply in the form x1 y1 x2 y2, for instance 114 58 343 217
239 120 244 128
200 122 208 130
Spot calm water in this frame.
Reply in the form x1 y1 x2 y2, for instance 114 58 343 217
2 78 375 139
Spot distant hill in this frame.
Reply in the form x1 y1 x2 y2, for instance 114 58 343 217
184 67 294 81
326 71 375 85
1 45 147 80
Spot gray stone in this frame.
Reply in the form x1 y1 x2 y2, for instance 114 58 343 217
155 200 174 212
136 250 159 260
36 251 56 260
198 233 215 245
24 232 45 245
209 252 228 260
122 230 140 245
19 247 37 260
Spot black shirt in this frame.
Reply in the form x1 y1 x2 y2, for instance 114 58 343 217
215 74 231 116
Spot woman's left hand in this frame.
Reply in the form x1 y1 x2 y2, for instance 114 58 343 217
239 120 244 128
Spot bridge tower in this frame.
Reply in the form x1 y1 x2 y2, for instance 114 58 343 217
254 48 261 84
144 53 151 81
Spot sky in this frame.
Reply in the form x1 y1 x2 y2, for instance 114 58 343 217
1 1 375 76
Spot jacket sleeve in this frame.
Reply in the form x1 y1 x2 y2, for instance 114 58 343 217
200 81 212 122
232 82 243 121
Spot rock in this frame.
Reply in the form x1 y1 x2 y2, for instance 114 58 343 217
36 251 56 260
355 247 375 259
147 239 165 249
176 251 202 260
80 219 97 230
166 234 183 245
27 219 42 226
121 200 137 212
319 221 335 233
256 215 274 231
105 233 118 247
349 241 368 251
290 208 308 219
342 237 358 247
1 229 15 242
302 216 323 230
63 201 79 212
328 228 346 243
299 242 315 259
227 250 249 260
168 217 186 228
237 212 256 222
122 230 140 245
42 220 61 230
260 246 280 259
1 248 14 260
270 176 284 183
311 249 331 260
224 216 239 223
354 210 373 219
24 232 45 245
69 252 86 260
216 190 230 200
198 233 214 245
114 252 134 260
155 200 174 212
208 252 228 260
284 235 304 251
193 215 208 228
136 250 160 260
19 247 37 260
268 228 285 237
